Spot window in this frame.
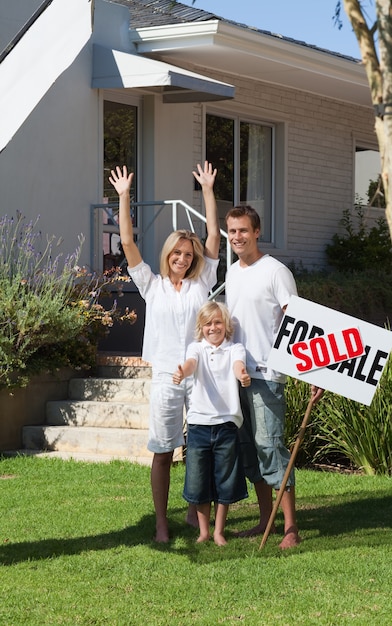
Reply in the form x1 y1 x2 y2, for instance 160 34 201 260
206 113 273 241
355 146 382 206
102 101 138 271
104 101 137 201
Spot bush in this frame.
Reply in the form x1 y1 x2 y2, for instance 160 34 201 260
311 353 392 475
325 203 392 273
0 214 136 389
296 269 392 326
285 354 392 475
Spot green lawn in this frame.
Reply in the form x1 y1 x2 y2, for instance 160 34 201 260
0 456 391 625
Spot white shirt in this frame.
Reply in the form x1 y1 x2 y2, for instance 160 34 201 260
185 339 246 427
128 256 218 372
226 254 297 382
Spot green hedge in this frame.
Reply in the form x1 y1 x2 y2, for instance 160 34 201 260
296 269 392 327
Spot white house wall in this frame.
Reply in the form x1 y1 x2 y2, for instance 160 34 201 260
0 57 377 273
0 0 42 50
0 45 99 268
0 0 92 152
138 95 205 273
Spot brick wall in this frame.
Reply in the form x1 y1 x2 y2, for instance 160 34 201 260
188 65 376 270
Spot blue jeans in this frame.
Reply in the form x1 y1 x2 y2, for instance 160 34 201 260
239 379 295 490
183 422 248 505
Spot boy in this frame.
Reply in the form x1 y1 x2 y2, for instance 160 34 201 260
173 301 250 545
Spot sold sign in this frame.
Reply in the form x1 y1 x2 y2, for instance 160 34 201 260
267 296 392 405
292 327 364 372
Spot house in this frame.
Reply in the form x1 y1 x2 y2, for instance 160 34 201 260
0 0 379 353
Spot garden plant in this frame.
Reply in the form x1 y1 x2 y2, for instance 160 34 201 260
284 353 392 476
0 213 136 390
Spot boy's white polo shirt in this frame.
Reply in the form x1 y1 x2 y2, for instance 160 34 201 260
185 338 246 428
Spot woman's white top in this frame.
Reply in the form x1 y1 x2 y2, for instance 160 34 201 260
185 339 246 428
128 256 218 372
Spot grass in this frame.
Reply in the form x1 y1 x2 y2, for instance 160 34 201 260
0 456 391 625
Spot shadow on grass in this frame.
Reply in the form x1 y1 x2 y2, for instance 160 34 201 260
298 491 392 537
225 491 392 554
1 493 392 565
0 511 200 565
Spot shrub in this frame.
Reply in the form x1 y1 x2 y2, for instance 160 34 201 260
311 354 392 475
0 214 136 389
325 203 392 273
296 269 392 326
285 356 392 475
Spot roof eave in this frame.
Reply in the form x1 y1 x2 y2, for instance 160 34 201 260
130 20 371 107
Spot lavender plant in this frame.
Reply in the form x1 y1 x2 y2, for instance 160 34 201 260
0 214 136 389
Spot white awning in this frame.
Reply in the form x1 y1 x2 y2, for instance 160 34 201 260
92 44 235 103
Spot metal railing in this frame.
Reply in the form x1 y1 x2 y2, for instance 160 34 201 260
91 198 231 299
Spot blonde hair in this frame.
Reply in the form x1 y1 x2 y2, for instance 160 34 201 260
195 301 234 341
160 230 205 280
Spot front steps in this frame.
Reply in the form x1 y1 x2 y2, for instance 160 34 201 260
21 356 182 465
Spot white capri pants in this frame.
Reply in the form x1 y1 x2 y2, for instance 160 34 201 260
147 370 193 454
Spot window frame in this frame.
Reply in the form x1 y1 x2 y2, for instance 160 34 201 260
93 92 142 273
204 107 282 247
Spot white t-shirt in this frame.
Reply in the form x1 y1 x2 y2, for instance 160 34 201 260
128 256 218 372
225 254 297 382
185 338 246 428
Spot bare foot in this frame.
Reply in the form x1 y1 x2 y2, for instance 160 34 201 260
185 508 199 529
213 532 227 546
154 520 170 543
196 534 211 543
279 526 301 549
235 523 276 538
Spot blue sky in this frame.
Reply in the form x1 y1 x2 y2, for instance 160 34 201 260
181 0 376 59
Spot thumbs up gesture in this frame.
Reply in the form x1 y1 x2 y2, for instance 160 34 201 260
239 367 251 388
173 364 184 385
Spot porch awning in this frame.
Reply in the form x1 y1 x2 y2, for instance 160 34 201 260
92 44 235 103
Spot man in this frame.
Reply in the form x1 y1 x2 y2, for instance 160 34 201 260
225 205 322 549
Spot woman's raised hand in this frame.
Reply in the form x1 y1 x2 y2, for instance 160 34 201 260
109 165 134 196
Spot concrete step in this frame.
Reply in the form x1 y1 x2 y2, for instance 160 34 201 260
96 354 152 380
68 377 151 402
20 355 160 465
22 425 153 459
45 400 150 429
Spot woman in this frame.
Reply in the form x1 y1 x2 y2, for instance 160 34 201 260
109 162 220 542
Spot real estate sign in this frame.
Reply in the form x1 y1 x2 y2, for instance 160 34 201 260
267 296 392 405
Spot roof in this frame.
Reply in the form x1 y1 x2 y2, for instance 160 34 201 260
112 0 360 62
110 0 370 107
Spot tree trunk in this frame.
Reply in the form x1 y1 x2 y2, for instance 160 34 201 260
344 0 392 240
377 0 392 237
